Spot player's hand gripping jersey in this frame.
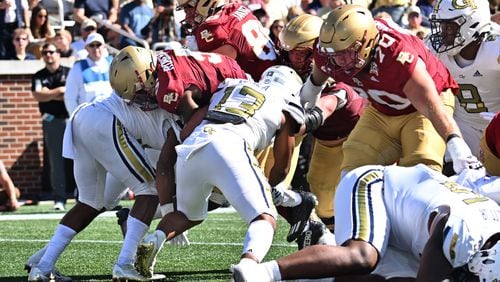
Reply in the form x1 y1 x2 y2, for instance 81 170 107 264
314 18 458 116
155 48 248 113
193 3 278 80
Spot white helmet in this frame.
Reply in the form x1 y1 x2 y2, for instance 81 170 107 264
468 240 500 282
259 65 305 128
259 65 303 100
429 0 492 55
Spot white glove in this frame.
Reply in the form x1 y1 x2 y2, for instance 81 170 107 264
271 182 302 207
300 75 326 109
447 135 483 174
169 231 190 247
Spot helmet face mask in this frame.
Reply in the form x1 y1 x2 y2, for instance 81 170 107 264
429 0 491 56
109 46 159 111
177 0 225 31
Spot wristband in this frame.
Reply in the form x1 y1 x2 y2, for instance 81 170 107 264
160 203 174 216
446 133 461 143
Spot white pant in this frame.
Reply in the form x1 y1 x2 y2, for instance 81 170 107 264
175 126 277 222
68 104 157 210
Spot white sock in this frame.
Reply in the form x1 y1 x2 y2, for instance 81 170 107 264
263 260 281 281
117 216 149 265
37 224 76 273
242 220 274 262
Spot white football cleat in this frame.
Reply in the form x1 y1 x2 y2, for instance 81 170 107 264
28 266 72 282
112 263 166 281
135 231 166 278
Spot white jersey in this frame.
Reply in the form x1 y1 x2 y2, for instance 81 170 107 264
451 168 500 204
200 78 292 152
434 34 500 156
92 93 181 150
335 164 500 270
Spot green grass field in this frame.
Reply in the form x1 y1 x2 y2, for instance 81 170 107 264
0 201 296 281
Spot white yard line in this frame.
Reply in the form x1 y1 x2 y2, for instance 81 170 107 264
0 206 238 221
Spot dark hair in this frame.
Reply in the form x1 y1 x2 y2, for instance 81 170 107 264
41 42 59 52
30 4 51 39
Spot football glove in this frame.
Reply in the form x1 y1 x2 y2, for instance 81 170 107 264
447 135 483 174
169 231 190 247
300 75 326 109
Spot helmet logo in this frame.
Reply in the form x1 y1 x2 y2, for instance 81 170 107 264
452 0 477 10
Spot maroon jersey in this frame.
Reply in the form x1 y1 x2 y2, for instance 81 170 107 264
314 18 458 116
313 82 367 140
193 3 278 80
485 112 500 157
155 49 248 113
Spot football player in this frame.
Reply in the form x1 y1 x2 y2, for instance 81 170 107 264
479 111 500 176
279 14 367 233
110 46 248 129
233 164 500 281
133 66 307 277
176 0 279 80
27 92 181 281
429 0 500 162
299 5 481 176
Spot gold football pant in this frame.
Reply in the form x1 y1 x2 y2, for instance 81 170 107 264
341 90 455 172
307 140 343 219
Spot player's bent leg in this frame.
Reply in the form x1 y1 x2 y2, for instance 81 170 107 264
135 211 201 278
341 107 400 172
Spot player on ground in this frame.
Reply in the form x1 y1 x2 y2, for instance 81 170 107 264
279 14 367 234
299 5 481 175
27 92 181 281
176 0 278 80
233 164 500 281
134 66 307 277
429 0 500 162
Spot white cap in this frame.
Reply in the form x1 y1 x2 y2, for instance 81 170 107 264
85 33 105 46
407 6 421 15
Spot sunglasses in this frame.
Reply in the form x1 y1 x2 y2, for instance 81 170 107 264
87 43 102 49
38 14 47 18
84 26 96 32
42 50 58 55
14 37 27 41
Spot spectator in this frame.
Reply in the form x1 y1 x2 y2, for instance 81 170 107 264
317 0 345 19
0 0 30 58
64 33 113 115
6 28 37 60
287 5 305 21
119 0 154 47
269 19 285 46
29 3 55 42
416 0 435 27
105 23 123 50
31 42 71 211
141 0 179 46
371 0 409 26
52 29 77 60
72 0 119 26
404 6 429 39
70 18 97 59
0 160 20 212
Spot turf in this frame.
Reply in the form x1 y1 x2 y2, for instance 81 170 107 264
0 201 296 281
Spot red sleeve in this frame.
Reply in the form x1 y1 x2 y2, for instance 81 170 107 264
485 112 500 157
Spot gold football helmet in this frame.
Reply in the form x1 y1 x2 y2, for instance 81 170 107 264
319 5 379 74
177 0 225 30
279 14 323 51
109 46 158 110
279 14 323 79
